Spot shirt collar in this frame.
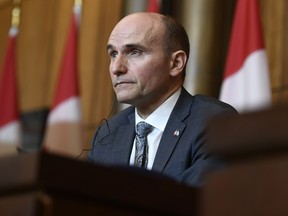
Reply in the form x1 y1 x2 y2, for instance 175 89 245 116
135 88 181 131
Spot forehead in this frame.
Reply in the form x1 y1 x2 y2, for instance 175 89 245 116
108 14 163 48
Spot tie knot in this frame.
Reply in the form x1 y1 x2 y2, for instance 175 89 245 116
136 122 153 137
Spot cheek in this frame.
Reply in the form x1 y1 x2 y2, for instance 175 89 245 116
109 63 114 76
130 56 170 85
138 66 170 92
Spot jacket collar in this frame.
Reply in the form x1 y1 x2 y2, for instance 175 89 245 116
112 87 194 171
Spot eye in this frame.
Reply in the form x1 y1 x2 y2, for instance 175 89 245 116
108 50 118 58
130 49 142 56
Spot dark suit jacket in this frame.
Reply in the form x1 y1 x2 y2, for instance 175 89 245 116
87 87 237 187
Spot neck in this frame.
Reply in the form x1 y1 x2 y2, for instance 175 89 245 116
136 86 181 119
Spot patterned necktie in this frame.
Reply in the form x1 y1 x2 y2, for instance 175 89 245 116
134 121 153 168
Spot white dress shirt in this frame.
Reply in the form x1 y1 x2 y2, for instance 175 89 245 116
129 88 181 169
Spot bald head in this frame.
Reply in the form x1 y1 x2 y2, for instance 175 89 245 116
114 12 163 27
109 13 165 54
110 12 190 64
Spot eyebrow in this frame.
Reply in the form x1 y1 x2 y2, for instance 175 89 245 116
107 43 146 51
107 44 114 51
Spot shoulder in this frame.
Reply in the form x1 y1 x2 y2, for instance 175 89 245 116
187 95 238 124
193 94 237 112
108 105 135 124
89 105 135 153
178 88 237 114
95 105 135 135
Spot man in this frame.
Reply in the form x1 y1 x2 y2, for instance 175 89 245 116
87 12 237 187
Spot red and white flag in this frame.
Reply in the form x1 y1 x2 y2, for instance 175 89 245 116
219 0 271 113
43 2 84 158
147 0 161 12
0 26 21 155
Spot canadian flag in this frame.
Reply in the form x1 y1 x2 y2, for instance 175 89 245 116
0 26 21 155
147 0 161 12
219 0 272 113
43 2 84 158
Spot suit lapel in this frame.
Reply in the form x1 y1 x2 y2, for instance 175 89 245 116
112 113 135 164
152 115 186 172
152 88 193 172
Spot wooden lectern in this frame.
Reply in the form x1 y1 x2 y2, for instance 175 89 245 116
0 152 198 216
201 106 288 216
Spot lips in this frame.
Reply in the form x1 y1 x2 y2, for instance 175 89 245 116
114 80 134 87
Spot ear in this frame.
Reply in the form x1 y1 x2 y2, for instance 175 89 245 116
169 50 187 77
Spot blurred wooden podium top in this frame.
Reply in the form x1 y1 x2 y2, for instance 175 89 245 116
202 105 288 216
207 105 288 160
0 152 198 216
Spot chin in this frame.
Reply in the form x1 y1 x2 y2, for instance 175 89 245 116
116 95 132 104
115 90 140 105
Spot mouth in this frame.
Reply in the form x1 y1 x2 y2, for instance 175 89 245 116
114 81 134 87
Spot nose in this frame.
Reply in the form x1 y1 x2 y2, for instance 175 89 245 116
110 55 128 76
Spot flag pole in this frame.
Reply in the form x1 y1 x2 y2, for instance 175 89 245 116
74 0 82 6
74 0 82 26
12 0 21 28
